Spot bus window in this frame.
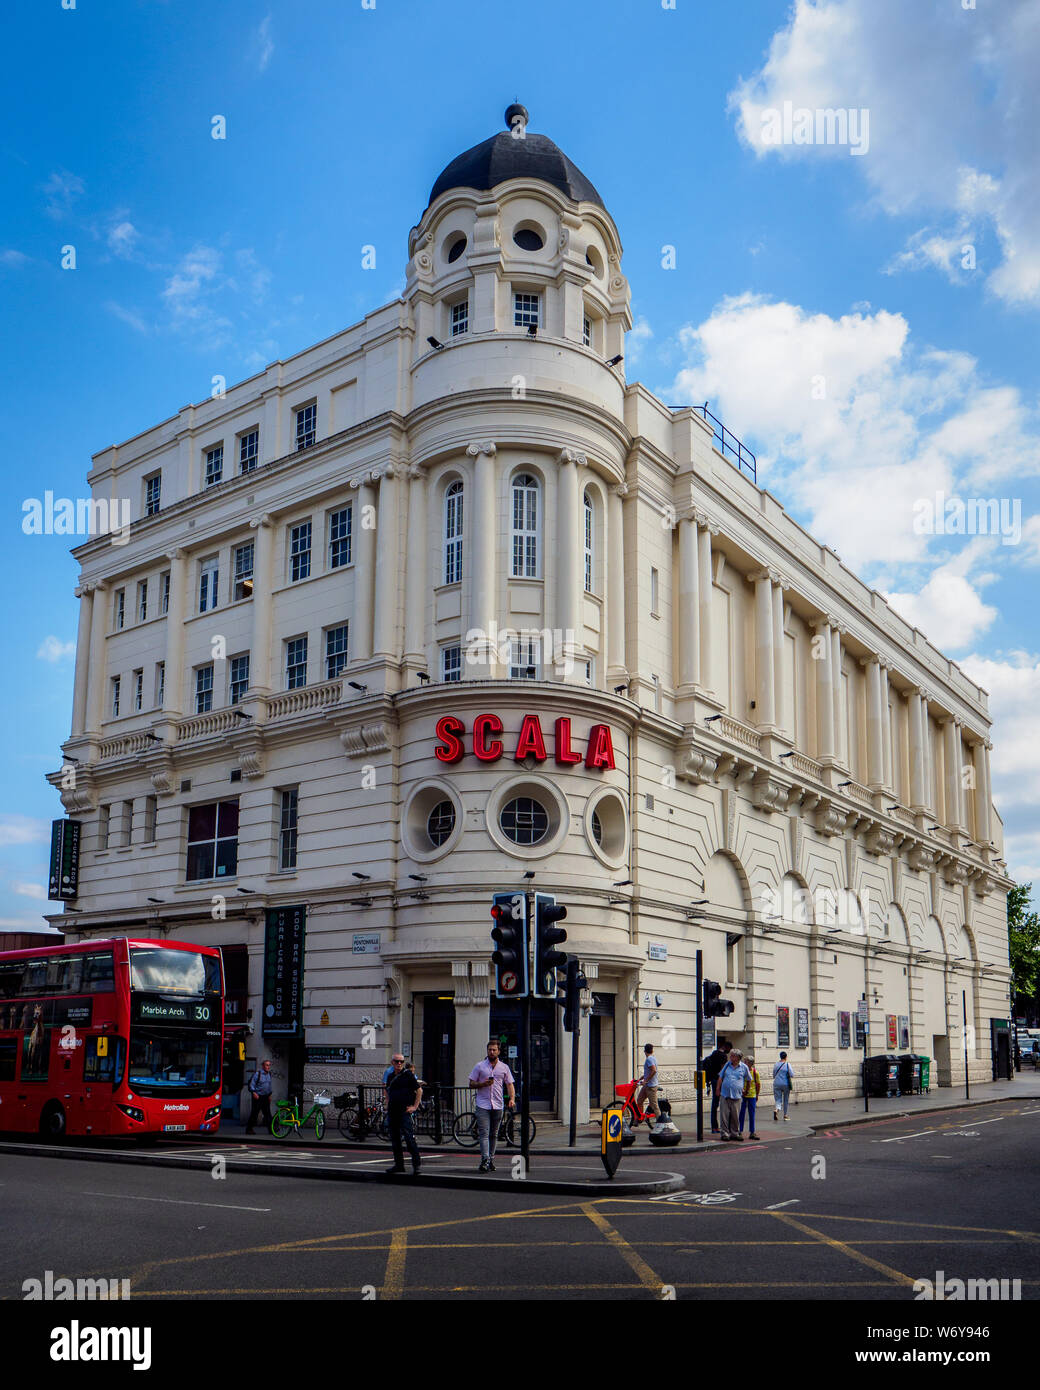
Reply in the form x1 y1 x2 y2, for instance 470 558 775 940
82 953 115 993
0 1038 16 1081
84 1036 121 1083
0 964 20 999
47 956 82 995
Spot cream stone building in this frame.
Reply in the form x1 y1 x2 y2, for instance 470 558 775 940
48 106 1014 1120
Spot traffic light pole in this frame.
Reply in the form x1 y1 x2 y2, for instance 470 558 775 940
569 1008 579 1148
521 888 533 1175
695 948 704 1144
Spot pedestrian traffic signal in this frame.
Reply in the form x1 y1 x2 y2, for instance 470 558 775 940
703 978 734 1017
533 892 568 998
562 956 587 1033
491 891 529 999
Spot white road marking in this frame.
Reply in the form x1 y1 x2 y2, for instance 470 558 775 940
961 1116 1005 1126
880 1130 936 1143
82 1191 271 1212
1020 1108 1040 1115
765 1199 801 1210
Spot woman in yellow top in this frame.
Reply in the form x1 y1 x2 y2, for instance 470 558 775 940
739 1056 762 1140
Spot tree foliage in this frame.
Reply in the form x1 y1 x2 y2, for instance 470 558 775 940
1008 883 1040 1005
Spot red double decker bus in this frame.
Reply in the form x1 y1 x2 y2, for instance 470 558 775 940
0 937 223 1138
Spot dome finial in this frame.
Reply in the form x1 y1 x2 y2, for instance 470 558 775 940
505 103 529 134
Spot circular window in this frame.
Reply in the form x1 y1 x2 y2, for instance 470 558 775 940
514 226 545 252
584 789 628 868
500 797 549 845
446 235 467 263
585 246 604 278
426 800 456 846
402 779 463 862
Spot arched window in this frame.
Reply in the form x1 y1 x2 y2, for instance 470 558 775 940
444 480 463 585
511 473 539 578
584 490 595 594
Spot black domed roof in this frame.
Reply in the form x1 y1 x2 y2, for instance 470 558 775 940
427 106 604 210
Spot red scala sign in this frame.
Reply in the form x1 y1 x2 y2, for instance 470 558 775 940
434 714 616 770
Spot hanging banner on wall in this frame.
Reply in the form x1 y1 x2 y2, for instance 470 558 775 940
898 1015 910 1050
47 819 81 900
262 905 306 1037
796 1007 809 1049
838 1011 851 1049
777 1006 790 1047
887 1014 898 1048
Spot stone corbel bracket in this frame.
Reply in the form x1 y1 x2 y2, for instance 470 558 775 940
676 737 720 786
340 722 393 758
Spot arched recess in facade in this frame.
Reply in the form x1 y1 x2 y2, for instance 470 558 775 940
912 912 949 1057
703 851 751 996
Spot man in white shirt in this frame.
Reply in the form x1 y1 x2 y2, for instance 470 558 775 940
468 1039 516 1173
635 1042 660 1122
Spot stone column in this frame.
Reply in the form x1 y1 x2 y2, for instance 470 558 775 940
162 551 187 718
71 583 95 737
974 739 993 847
677 517 700 690
349 475 377 662
372 465 401 661
772 578 788 736
556 449 583 678
812 617 836 762
466 441 498 677
880 663 893 792
752 570 776 727
909 689 927 813
83 581 108 735
248 516 274 701
403 465 428 671
697 516 716 694
944 717 965 832
607 484 628 683
865 657 885 790
921 696 935 813
831 626 845 766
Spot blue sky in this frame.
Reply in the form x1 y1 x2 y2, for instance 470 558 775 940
1 0 1037 927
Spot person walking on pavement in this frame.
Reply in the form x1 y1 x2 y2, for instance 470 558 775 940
718 1049 752 1141
468 1038 516 1172
636 1042 660 1123
244 1058 273 1134
773 1051 794 1120
739 1055 761 1140
385 1053 422 1176
701 1038 731 1133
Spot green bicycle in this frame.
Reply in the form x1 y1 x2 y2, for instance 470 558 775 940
271 1089 331 1141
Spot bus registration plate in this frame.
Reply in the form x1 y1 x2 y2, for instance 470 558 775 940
162 1124 187 1132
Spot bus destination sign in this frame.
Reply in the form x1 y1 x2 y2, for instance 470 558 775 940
132 996 220 1028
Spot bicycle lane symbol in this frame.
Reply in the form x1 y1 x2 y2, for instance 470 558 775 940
649 1189 743 1205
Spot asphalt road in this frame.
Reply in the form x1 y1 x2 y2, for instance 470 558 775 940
1 1098 1037 1303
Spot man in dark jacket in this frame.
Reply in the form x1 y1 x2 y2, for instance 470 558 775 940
700 1039 731 1134
385 1054 423 1176
245 1058 273 1134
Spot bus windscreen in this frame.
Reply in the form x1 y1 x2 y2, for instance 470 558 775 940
129 947 221 996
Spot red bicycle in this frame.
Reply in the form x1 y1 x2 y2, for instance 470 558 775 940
615 1078 659 1129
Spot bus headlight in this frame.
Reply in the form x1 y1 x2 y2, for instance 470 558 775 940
116 1105 145 1123
203 1106 221 1121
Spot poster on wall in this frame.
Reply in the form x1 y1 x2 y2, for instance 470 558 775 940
796 1007 809 1049
898 1015 910 1050
838 1011 851 1048
777 1006 790 1047
854 1014 867 1048
886 1014 898 1048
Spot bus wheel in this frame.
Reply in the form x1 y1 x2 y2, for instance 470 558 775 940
39 1103 66 1140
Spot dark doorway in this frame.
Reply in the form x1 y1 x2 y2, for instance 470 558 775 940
489 1000 556 1108
420 994 455 1088
991 1018 1011 1080
589 993 615 1108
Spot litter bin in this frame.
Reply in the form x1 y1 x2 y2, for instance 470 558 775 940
864 1054 900 1097
918 1056 931 1093
897 1053 922 1095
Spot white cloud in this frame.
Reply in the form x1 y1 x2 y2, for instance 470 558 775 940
883 549 999 653
42 169 85 220
0 816 51 848
36 636 75 664
107 220 139 258
626 315 653 365
105 301 149 335
254 15 274 72
12 882 46 901
0 249 29 268
162 244 232 345
728 0 1040 307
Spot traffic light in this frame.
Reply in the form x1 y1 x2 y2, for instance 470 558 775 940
490 892 529 999
562 956 587 1033
533 893 568 998
703 978 734 1017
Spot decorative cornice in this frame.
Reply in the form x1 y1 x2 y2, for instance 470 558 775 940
340 721 393 758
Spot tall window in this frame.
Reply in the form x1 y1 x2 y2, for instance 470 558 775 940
329 506 352 568
204 445 223 487
451 299 469 337
160 572 170 615
155 662 165 707
650 566 659 617
195 665 214 714
133 669 143 712
98 804 111 851
119 800 134 848
514 292 540 328
144 473 161 517
186 800 239 881
584 491 594 593
285 636 307 690
111 676 121 718
279 789 299 871
229 654 250 705
325 624 349 679
239 428 259 473
290 522 312 582
511 473 539 578
137 580 148 623
199 557 219 613
114 589 125 630
582 316 591 347
444 481 463 584
509 635 540 680
233 542 254 600
442 645 462 683
295 403 317 450
143 796 157 844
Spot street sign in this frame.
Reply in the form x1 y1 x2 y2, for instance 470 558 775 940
48 819 81 900
856 999 869 1021
601 1104 624 1179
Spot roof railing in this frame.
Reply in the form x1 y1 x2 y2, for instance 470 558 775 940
680 403 757 484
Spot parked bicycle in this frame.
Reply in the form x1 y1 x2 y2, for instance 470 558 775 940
334 1089 391 1142
271 1088 332 1141
452 1105 536 1149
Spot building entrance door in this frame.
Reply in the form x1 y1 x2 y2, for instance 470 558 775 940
419 994 455 1088
489 1000 555 1109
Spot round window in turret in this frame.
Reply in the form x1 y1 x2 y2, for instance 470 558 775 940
513 226 545 252
500 796 549 845
426 800 456 846
446 235 467 263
